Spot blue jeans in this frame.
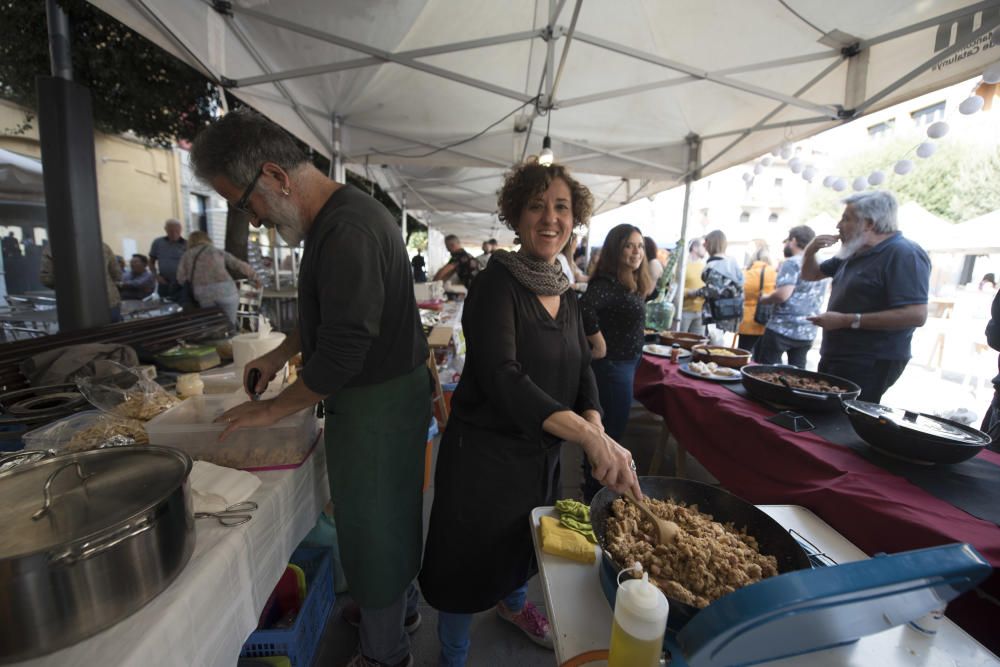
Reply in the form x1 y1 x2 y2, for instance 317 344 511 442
582 356 640 502
436 585 527 667
360 582 420 664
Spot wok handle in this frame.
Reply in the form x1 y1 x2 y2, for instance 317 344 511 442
31 461 96 521
0 449 54 469
49 517 156 566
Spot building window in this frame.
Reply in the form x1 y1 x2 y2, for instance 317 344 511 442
867 119 895 139
768 212 779 224
189 193 208 233
773 178 783 189
911 102 945 127
739 211 751 224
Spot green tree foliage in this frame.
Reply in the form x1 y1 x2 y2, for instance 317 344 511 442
0 0 220 145
805 134 1000 223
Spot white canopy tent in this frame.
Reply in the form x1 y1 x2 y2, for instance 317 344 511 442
0 148 44 198
89 0 999 251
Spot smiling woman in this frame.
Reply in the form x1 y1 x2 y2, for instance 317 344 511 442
420 159 641 667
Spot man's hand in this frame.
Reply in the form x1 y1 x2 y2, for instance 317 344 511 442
807 311 852 330
804 234 840 256
215 399 279 441
243 349 287 396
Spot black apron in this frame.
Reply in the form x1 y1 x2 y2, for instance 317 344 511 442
419 417 562 613
325 364 431 608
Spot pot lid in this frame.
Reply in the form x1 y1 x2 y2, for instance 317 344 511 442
0 446 191 560
844 400 990 446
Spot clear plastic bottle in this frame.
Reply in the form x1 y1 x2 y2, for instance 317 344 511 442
608 572 669 667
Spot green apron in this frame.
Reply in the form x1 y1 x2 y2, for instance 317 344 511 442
324 363 431 608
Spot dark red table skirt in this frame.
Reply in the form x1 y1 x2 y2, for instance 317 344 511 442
634 355 1000 654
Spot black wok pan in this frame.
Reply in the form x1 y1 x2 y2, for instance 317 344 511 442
590 476 811 632
741 364 861 412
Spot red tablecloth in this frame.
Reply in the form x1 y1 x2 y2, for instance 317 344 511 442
634 355 1000 653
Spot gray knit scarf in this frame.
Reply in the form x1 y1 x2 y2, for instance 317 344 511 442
490 249 569 296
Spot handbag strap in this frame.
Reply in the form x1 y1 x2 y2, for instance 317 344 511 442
189 245 209 281
758 264 765 293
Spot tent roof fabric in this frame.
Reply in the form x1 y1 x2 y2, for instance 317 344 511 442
91 0 1000 241
0 148 44 197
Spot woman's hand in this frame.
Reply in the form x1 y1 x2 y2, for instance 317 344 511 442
214 399 279 441
579 422 643 499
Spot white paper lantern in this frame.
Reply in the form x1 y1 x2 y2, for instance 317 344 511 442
780 146 793 160
959 95 985 115
868 170 886 186
852 176 868 191
984 60 1000 85
802 166 817 181
927 121 949 139
754 163 764 175
916 142 937 158
822 175 835 187
894 160 914 175
788 157 803 173
742 172 753 182
832 178 847 191
761 156 773 167
771 147 781 157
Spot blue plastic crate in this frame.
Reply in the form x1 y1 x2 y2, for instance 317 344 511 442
240 547 335 667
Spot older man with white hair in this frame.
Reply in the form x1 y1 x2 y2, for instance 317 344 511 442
800 191 930 402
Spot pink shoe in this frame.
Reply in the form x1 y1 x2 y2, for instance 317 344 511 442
495 600 554 649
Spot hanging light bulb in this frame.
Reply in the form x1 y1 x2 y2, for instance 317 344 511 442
822 175 835 188
852 176 868 191
868 170 886 186
780 145 793 160
894 160 914 175
788 157 803 173
754 163 765 175
538 135 554 166
742 172 753 182
802 166 817 182
770 147 781 157
959 95 985 115
984 60 1000 85
761 156 773 166
832 178 847 191
926 121 949 139
916 142 936 158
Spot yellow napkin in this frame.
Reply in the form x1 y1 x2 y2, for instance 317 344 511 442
540 515 596 564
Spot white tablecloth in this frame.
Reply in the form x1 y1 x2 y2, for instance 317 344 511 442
18 445 330 667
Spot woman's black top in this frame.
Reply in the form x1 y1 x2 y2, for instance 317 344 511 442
580 274 646 361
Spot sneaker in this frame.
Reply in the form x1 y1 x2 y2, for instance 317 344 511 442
345 651 414 667
343 602 422 634
495 600 554 649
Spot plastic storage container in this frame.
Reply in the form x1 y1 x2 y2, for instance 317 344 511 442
22 410 148 452
144 394 320 470
240 547 335 667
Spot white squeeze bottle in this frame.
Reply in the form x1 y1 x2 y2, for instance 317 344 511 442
608 571 669 667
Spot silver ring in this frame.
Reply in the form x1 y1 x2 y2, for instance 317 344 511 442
629 460 637 472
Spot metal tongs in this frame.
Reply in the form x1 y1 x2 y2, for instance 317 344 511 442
194 500 258 527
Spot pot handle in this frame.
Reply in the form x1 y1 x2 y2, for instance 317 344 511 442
50 518 156 566
0 449 54 470
31 461 95 521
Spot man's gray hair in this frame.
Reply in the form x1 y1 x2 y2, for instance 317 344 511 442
190 109 309 188
842 191 898 233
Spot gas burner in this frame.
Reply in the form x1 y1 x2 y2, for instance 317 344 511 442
0 384 90 427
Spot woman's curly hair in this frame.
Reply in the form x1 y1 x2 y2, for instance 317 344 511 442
496 160 593 231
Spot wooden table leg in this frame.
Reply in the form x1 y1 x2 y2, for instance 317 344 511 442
651 421 687 478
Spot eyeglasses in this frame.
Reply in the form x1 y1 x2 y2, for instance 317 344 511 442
233 168 263 216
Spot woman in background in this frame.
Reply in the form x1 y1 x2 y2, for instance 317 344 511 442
579 223 653 501
176 230 258 326
738 240 777 352
699 230 744 346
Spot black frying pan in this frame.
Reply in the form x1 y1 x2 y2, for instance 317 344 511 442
741 364 861 412
590 476 811 632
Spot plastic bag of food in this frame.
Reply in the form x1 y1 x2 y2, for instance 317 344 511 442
22 410 149 453
76 360 179 421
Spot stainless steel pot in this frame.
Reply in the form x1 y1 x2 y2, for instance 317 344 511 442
0 446 195 663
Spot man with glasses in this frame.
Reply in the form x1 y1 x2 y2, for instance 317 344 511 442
190 109 429 667
754 225 826 368
149 219 187 300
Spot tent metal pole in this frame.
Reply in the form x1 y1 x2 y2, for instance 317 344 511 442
858 0 1000 50
854 14 1000 114
235 30 542 87
673 133 701 329
556 136 685 174
572 32 840 118
352 122 511 167
401 192 408 243
132 0 222 83
332 114 345 183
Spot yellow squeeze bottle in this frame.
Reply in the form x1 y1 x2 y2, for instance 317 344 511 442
608 572 669 667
